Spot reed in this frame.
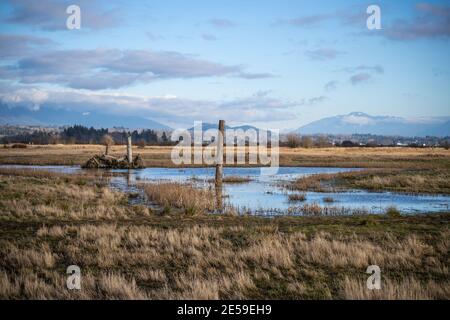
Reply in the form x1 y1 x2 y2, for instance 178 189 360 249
288 193 307 202
143 182 216 215
291 169 450 194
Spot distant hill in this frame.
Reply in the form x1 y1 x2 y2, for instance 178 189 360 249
0 104 171 130
296 112 450 137
188 123 260 132
186 123 273 142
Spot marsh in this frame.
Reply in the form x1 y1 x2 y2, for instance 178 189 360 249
2 165 450 215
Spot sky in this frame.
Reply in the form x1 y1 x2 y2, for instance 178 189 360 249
0 0 449 130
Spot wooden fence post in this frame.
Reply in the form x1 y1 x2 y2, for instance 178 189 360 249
215 120 225 210
215 120 224 186
127 134 133 164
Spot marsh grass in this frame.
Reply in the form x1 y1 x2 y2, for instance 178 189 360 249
385 206 402 218
0 169 142 221
0 168 449 300
1 221 448 299
288 193 307 202
143 182 216 215
342 276 449 299
214 176 253 184
287 203 370 216
291 169 450 194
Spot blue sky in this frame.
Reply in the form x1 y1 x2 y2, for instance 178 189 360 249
0 0 449 129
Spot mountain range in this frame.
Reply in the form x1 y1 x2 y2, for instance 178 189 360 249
188 122 260 132
1 104 449 137
296 112 450 137
0 104 171 130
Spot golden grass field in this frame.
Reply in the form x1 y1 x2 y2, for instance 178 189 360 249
1 144 450 168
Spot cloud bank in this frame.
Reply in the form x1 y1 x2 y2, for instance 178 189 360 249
0 48 274 90
0 87 305 127
3 0 121 31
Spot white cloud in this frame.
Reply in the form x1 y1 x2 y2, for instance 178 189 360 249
324 81 338 91
305 48 345 61
1 48 274 90
350 73 371 85
342 114 373 125
0 87 303 127
1 88 49 110
4 0 121 31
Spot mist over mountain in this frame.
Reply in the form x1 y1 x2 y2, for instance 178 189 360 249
0 104 171 130
296 112 450 137
188 123 260 132
2 104 449 138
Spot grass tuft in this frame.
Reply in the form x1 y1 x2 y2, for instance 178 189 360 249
143 182 216 215
385 206 402 218
288 193 307 202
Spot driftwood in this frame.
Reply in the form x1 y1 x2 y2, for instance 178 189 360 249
82 154 144 169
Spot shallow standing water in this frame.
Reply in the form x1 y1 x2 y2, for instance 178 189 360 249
2 165 450 215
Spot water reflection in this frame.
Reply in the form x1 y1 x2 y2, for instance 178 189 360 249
215 184 223 212
2 165 450 215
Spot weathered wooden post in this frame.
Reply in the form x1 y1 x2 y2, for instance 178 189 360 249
215 120 225 185
127 134 133 164
215 120 224 210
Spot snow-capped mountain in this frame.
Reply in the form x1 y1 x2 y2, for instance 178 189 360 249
296 112 450 137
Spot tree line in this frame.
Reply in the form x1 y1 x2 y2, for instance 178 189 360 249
283 133 450 149
1 125 172 146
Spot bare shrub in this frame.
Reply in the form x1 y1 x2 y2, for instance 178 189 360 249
11 143 27 149
136 139 146 148
286 134 301 148
301 136 313 148
101 134 114 155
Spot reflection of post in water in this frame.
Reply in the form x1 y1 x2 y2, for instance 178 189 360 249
215 120 225 211
215 184 223 211
126 169 131 186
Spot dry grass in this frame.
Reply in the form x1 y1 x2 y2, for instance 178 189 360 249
288 193 307 202
291 169 450 194
1 222 448 299
290 172 332 192
342 276 449 300
385 206 402 217
3 243 56 269
143 182 216 215
351 171 450 194
1 144 449 169
0 169 150 221
0 168 449 300
211 176 253 184
287 203 370 216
